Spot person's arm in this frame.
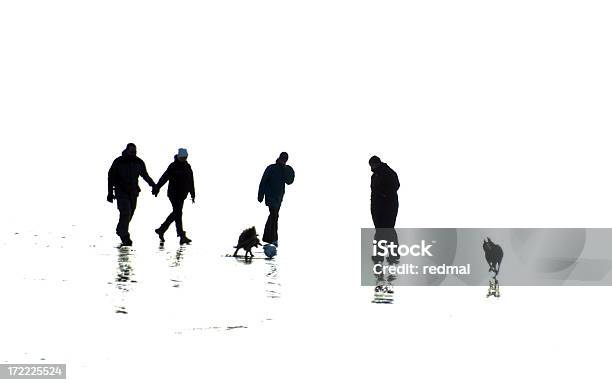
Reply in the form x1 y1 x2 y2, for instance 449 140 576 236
139 160 156 187
258 166 270 202
107 160 117 202
284 165 295 185
189 166 195 201
380 169 399 197
392 170 400 192
371 173 385 198
156 166 171 189
153 165 171 196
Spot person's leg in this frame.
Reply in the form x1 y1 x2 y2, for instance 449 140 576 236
389 200 398 228
172 198 185 237
382 201 399 254
263 207 273 244
372 202 398 256
263 206 280 244
158 198 176 235
271 206 279 243
157 212 174 235
371 203 384 229
116 193 132 241
380 208 394 228
125 194 138 241
375 199 398 228
129 194 138 220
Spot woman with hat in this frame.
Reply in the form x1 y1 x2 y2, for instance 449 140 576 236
153 148 195 245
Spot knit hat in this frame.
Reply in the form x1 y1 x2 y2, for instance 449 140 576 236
177 148 188 158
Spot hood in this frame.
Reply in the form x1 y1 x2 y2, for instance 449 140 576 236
372 162 388 173
121 150 137 161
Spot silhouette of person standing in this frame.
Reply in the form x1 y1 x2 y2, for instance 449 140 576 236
153 148 195 245
107 143 156 246
258 152 295 247
370 156 400 253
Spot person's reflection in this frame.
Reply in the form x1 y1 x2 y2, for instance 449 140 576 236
372 228 398 304
168 246 185 288
115 246 135 314
264 257 280 300
372 259 397 304
171 246 184 267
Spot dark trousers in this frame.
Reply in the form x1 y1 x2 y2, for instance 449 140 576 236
371 200 399 248
116 192 138 239
158 196 186 237
371 200 398 228
263 206 280 244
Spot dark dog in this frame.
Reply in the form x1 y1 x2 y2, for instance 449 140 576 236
483 237 503 277
233 226 262 261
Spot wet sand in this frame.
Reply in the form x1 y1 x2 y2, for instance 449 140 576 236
0 226 281 368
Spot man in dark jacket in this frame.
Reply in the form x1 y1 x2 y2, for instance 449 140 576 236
107 143 156 246
370 156 400 228
258 152 295 246
153 148 195 245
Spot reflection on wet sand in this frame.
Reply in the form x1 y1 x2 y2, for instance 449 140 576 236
0 227 285 370
115 246 135 314
371 228 398 304
106 234 281 331
372 255 396 304
5 230 281 334
265 258 280 299
167 245 185 288
229 251 281 300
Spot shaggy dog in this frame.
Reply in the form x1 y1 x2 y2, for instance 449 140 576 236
233 226 262 261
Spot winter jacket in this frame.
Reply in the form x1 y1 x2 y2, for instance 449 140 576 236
155 158 195 200
108 150 155 196
370 163 400 206
258 163 295 209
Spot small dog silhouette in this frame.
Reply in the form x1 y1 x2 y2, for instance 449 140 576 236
233 226 262 261
483 237 503 276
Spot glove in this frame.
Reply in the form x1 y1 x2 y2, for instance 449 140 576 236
107 193 114 203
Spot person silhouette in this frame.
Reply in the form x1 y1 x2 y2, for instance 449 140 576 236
258 152 295 247
107 143 156 246
153 148 195 245
369 156 400 250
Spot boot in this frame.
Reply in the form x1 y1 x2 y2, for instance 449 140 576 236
179 233 192 245
155 228 165 242
120 235 133 247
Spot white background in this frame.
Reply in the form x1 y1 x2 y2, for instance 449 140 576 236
1 1 612 384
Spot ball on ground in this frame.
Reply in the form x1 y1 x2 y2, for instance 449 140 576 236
263 244 277 258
